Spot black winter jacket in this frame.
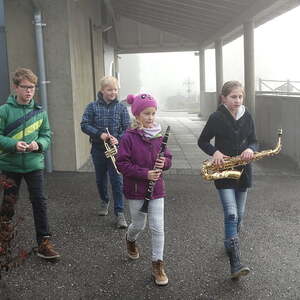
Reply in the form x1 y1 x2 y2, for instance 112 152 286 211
198 104 258 190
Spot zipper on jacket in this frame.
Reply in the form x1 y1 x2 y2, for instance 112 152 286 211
22 106 26 169
134 183 138 193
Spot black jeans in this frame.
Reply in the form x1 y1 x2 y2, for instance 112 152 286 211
0 170 49 245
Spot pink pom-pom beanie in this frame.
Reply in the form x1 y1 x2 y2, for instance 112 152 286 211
126 93 158 116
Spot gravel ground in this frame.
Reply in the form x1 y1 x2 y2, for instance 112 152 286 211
0 169 299 300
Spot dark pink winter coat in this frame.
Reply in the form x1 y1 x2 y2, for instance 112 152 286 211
116 128 172 200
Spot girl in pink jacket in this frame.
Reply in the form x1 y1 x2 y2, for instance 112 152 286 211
117 93 172 286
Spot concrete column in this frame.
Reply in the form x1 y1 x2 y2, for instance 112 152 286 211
199 48 206 116
244 20 255 115
114 50 119 79
215 39 223 103
0 0 10 103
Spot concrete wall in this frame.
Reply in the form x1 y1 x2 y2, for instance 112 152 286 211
5 0 105 171
67 0 104 170
255 94 300 168
5 1 38 84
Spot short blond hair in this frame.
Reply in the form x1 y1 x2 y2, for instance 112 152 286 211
99 76 119 90
12 68 38 86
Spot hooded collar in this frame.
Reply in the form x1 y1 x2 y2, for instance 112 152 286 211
7 94 36 108
219 104 246 121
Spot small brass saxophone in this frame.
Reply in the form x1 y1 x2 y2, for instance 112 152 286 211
104 128 121 174
201 128 283 181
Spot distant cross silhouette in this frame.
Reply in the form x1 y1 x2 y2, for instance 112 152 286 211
183 78 194 99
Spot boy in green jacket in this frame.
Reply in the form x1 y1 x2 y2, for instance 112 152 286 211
0 68 60 260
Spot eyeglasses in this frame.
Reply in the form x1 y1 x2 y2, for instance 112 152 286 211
18 85 36 91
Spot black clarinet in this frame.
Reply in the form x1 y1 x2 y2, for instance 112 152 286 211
140 126 171 213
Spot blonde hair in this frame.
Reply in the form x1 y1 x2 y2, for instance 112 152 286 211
131 118 143 129
99 76 119 90
12 68 38 86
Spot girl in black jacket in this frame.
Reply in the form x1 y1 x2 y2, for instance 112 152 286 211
198 81 258 280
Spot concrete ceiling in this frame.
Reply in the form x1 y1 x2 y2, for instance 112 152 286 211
107 0 300 53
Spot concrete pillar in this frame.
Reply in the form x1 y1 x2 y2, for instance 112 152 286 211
199 48 206 115
215 39 223 103
114 50 119 79
0 0 10 103
244 20 255 115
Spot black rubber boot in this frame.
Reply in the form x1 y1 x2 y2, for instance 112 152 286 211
224 239 230 257
226 236 250 279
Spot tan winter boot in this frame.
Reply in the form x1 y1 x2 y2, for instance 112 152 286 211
152 260 168 286
125 233 139 259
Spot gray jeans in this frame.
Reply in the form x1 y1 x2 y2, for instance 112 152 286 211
127 198 164 261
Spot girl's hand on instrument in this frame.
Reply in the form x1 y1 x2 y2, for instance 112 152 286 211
148 169 162 181
241 148 254 160
154 157 165 169
212 150 228 166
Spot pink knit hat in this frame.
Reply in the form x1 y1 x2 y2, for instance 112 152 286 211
126 93 158 116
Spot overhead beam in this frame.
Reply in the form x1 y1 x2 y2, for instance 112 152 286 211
118 9 209 33
118 10 208 40
117 7 219 31
117 43 202 54
137 0 247 14
185 0 249 11
115 0 232 24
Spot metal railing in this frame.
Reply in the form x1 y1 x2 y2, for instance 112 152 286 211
257 79 300 96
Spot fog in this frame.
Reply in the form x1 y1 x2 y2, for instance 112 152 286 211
119 6 300 110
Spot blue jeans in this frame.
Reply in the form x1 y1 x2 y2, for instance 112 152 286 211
217 188 247 240
1 170 50 245
91 145 124 215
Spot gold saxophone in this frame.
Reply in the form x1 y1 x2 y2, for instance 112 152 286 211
104 128 121 174
201 128 283 181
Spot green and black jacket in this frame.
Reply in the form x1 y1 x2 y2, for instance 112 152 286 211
0 95 51 173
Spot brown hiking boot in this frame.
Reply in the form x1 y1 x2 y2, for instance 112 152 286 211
126 233 139 260
37 239 60 260
152 260 168 286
